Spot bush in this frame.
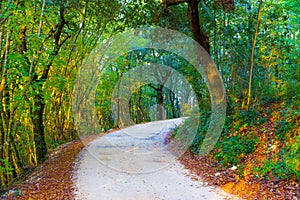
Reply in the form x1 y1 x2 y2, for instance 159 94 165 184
171 111 210 154
254 136 300 181
275 108 299 140
214 134 258 167
0 158 14 178
283 141 300 181
232 109 267 131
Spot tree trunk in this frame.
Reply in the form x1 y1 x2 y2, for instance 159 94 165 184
170 90 177 118
247 0 263 110
29 3 68 162
0 28 11 186
187 0 210 53
31 90 48 163
157 85 164 120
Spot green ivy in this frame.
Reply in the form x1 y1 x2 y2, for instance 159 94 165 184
0 159 14 176
214 134 258 167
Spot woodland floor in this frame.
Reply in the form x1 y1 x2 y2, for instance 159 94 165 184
1 134 101 200
178 150 299 200
171 112 300 200
2 119 299 200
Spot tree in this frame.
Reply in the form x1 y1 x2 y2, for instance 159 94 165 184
162 0 235 54
163 0 210 53
246 0 263 110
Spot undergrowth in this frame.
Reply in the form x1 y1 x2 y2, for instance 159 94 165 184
172 105 300 181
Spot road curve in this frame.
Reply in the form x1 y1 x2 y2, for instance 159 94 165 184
74 118 235 200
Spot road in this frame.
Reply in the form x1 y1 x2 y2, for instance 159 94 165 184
74 118 236 200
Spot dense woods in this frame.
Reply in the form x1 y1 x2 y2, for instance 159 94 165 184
0 0 299 194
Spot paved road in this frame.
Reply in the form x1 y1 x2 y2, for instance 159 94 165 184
74 118 235 200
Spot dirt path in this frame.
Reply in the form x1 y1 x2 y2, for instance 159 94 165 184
74 118 237 200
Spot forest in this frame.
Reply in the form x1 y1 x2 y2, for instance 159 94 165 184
0 0 299 198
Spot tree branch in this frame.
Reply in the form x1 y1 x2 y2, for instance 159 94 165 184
40 3 68 82
148 84 158 91
0 12 12 26
163 0 187 7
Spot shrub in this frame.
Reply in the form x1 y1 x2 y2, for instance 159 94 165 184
214 134 258 167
